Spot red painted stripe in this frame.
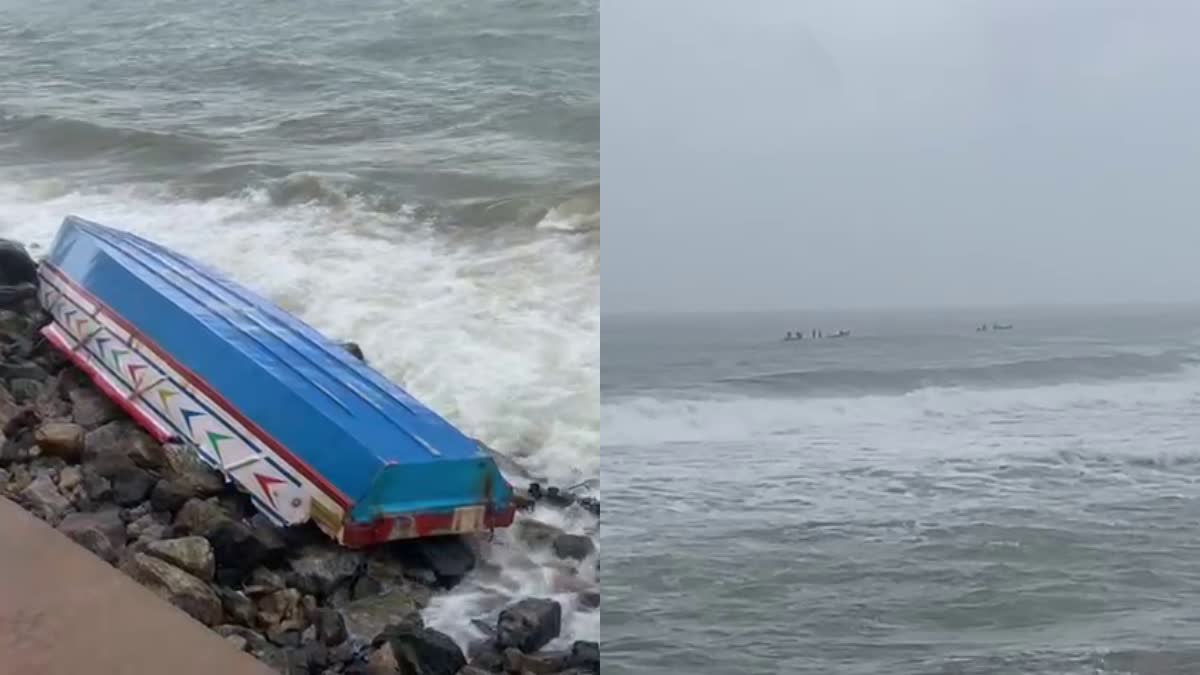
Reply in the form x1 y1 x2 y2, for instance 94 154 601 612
40 263 352 508
43 327 174 443
340 504 517 548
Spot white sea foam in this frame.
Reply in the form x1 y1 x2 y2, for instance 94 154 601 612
0 178 599 647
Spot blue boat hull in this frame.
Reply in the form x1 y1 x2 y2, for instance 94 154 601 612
38 216 515 546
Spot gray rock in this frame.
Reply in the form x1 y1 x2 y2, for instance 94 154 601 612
217 588 257 627
158 442 225 497
126 512 170 543
568 640 600 673
143 536 215 580
0 239 38 286
81 466 112 501
289 545 364 597
374 622 465 675
314 608 348 646
110 464 156 506
69 386 120 429
84 420 164 469
58 508 126 550
256 588 304 632
174 497 232 537
57 464 82 492
120 552 223 626
149 479 193 513
552 534 596 561
20 473 72 524
0 361 47 382
410 536 476 589
576 590 600 610
9 378 41 404
224 634 248 653
504 647 569 674
512 518 565 549
496 598 562 653
34 421 85 461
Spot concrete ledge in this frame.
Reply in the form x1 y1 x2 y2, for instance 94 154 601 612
0 497 275 675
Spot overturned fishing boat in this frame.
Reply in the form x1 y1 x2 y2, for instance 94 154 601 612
37 216 516 547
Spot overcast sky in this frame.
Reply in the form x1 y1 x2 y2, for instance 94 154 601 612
602 1 1200 313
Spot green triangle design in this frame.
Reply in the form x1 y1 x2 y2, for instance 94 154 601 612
206 431 233 452
110 349 129 367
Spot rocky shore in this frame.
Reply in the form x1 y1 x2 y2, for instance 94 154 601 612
0 240 599 675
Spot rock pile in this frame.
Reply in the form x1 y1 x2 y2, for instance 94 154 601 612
0 240 599 675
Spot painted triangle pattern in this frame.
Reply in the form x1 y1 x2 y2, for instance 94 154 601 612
180 408 204 434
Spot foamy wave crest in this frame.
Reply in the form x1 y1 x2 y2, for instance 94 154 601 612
536 191 598 233
604 369 1200 448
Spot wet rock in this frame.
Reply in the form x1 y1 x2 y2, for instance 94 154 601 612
340 341 366 362
34 421 85 461
300 641 330 671
218 588 258 627
225 634 249 652
512 519 565 549
466 642 505 672
120 552 223 626
289 544 364 598
20 473 71 524
0 240 38 286
144 536 215 580
373 622 465 675
314 608 348 646
340 588 425 643
126 511 170 543
327 641 356 666
69 386 120 429
410 536 476 589
503 648 569 675
57 464 82 492
567 641 599 673
552 534 595 561
575 590 600 610
496 598 561 653
365 642 400 675
352 574 384 601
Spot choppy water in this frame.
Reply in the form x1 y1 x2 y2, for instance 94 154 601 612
0 0 597 648
604 308 1200 674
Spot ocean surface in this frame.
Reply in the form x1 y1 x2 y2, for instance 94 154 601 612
604 307 1200 675
0 0 597 648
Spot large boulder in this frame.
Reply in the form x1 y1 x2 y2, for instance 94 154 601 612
158 442 225 497
143 536 215 581
313 607 348 646
513 518 565 549
86 451 155 506
34 421 85 461
496 598 562 653
217 588 258 627
0 240 38 286
567 640 600 673
209 520 287 584
19 473 72 524
372 622 465 675
120 552 223 626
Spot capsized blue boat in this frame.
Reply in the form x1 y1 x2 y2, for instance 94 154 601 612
38 216 516 546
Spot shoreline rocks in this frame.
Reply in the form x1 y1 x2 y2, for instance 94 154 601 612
0 239 600 674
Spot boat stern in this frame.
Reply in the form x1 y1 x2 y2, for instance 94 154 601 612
338 456 516 547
